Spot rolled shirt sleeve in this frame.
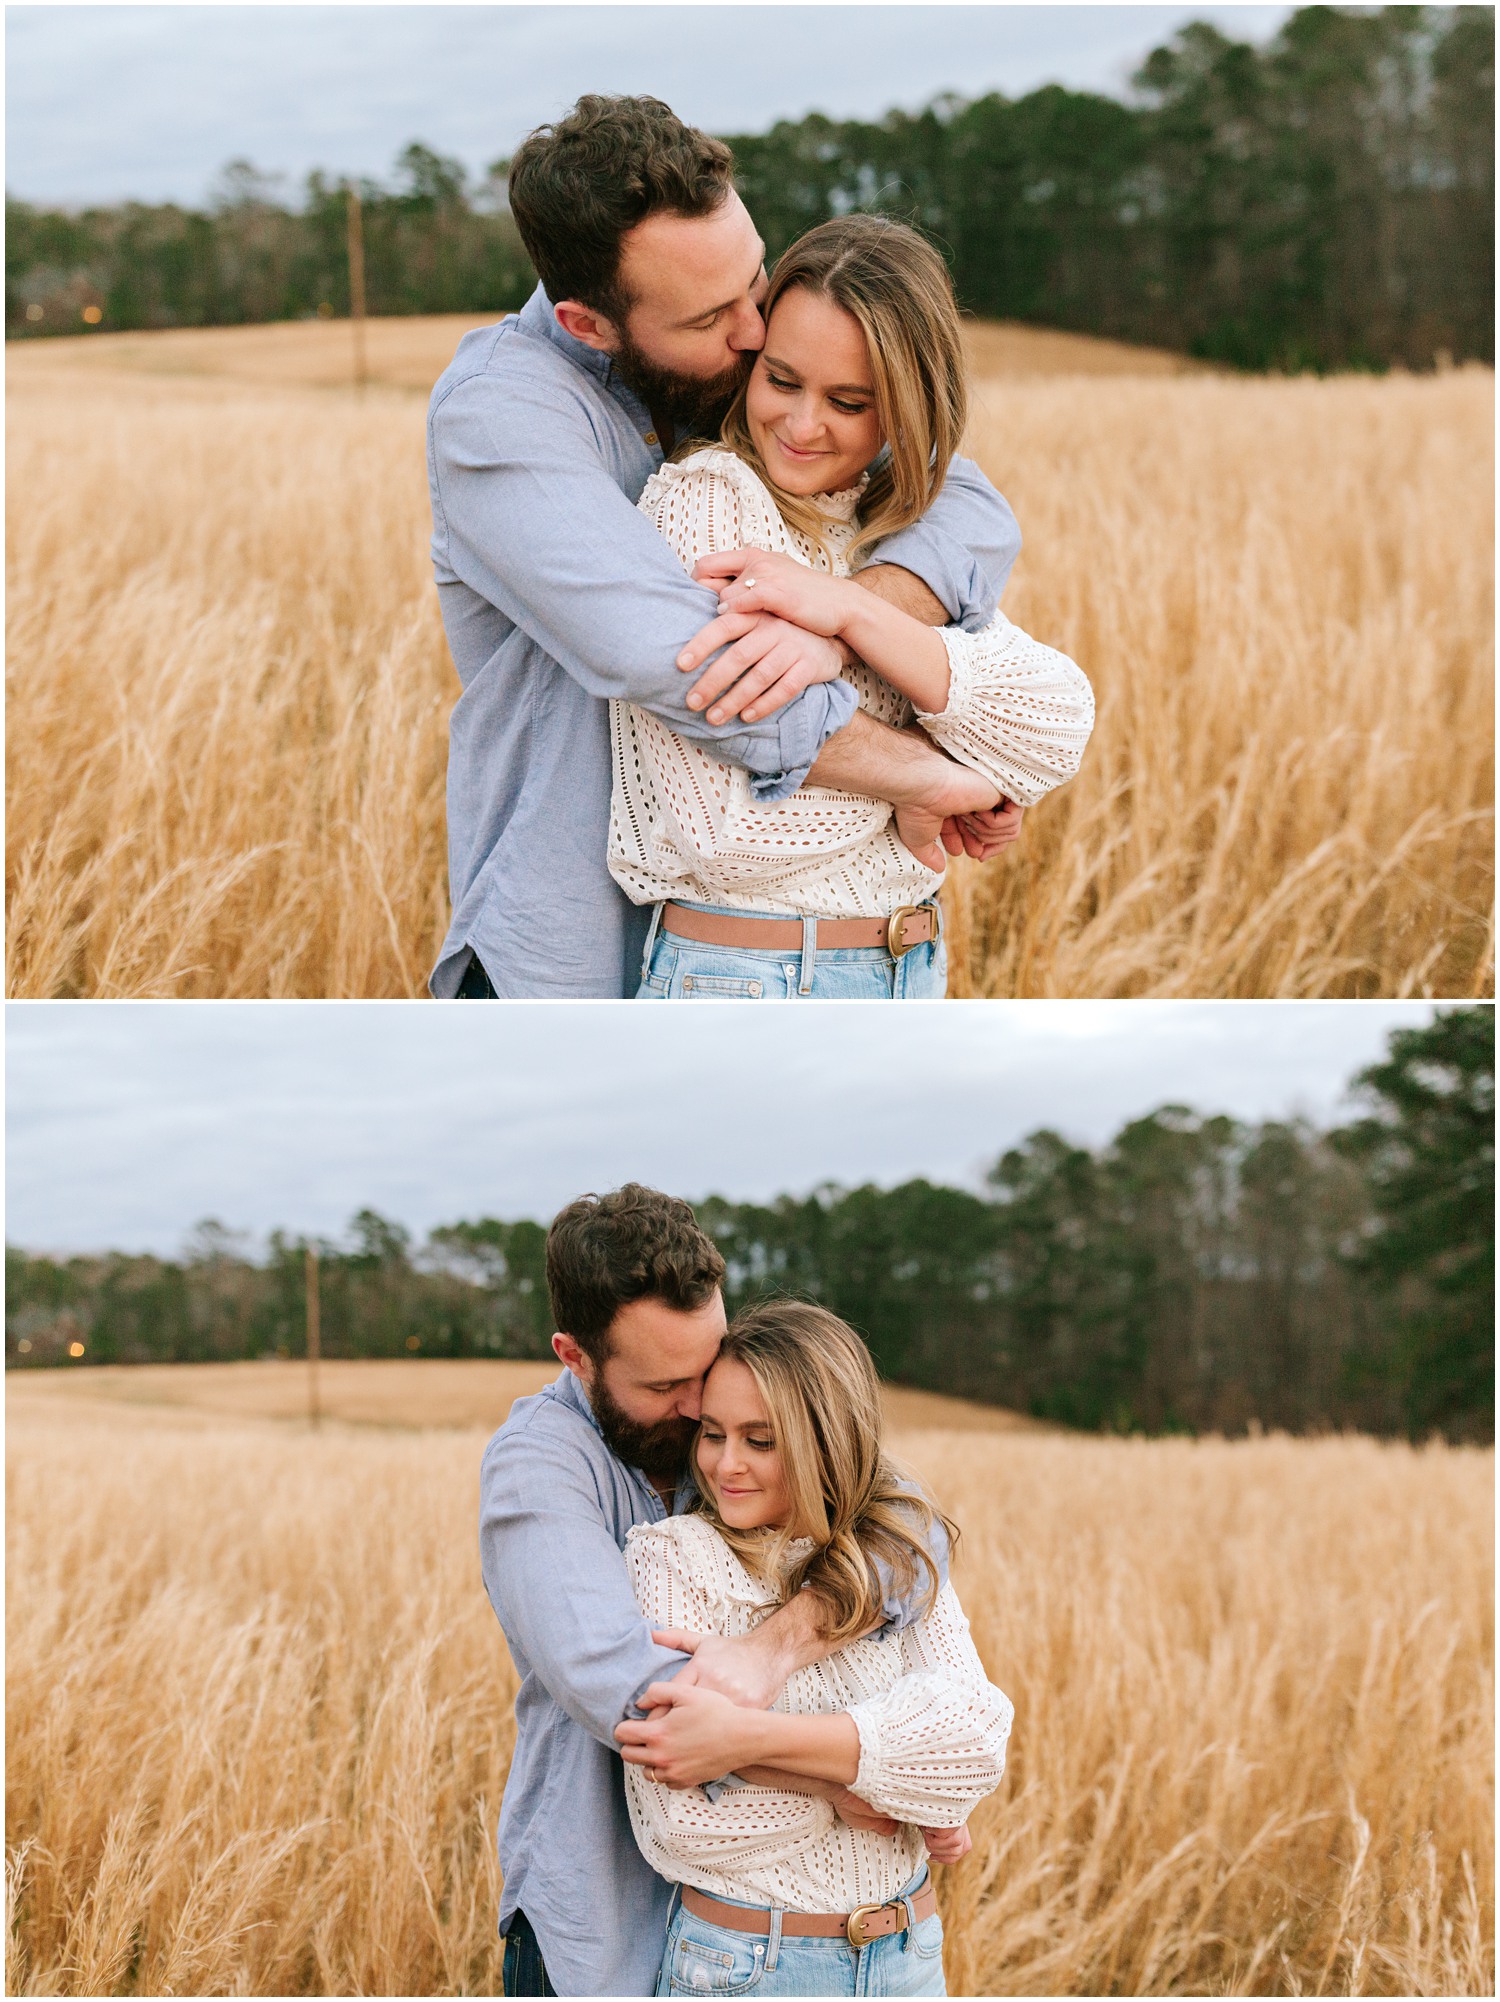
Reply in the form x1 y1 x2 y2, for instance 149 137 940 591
478 1428 690 1747
868 455 1022 632
431 372 856 799
874 1495 951 1632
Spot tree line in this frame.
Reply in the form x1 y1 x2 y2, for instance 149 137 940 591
7 1010 1491 1444
6 8 1491 370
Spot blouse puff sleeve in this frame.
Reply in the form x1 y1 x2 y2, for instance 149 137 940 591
917 617 1096 810
639 451 1094 829
620 1521 840 1868
623 1520 1013 1857
844 1583 1015 1828
624 453 894 890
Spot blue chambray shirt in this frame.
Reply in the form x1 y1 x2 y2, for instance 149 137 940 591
478 1368 949 1997
427 286 1022 999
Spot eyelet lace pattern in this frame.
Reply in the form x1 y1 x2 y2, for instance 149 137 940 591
621 1513 1013 1915
607 448 1095 918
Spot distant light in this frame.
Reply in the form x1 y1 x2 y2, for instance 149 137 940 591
25 303 43 323
68 1341 86 1358
81 305 103 325
406 1335 421 1350
18 1339 33 1354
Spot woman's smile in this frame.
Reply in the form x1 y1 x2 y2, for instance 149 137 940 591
696 1357 792 1529
744 285 883 496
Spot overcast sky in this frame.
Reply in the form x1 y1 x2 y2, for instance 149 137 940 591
6 1001 1446 1257
7 4 1295 208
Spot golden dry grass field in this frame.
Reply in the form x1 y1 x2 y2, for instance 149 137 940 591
6 1361 1492 1997
6 317 1491 999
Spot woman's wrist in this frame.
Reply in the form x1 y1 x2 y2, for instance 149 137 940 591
731 1708 861 1785
836 591 952 714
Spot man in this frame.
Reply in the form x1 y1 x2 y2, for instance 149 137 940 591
427 94 1024 999
479 1185 958 1996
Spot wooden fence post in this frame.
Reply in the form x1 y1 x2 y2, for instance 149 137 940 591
346 185 367 392
306 1245 322 1429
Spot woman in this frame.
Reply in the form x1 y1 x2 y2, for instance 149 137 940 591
609 214 1094 1000
618 1303 1013 1997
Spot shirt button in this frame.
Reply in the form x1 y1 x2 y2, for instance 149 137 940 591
645 431 659 445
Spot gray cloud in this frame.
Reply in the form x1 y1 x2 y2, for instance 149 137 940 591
7 4 1293 207
6 1000 1440 1255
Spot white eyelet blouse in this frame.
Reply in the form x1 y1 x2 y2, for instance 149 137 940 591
607 448 1095 918
621 1513 1014 1915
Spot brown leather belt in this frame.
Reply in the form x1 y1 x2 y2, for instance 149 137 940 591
681 1880 938 1947
662 902 939 959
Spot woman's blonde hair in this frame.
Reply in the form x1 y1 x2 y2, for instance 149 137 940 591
716 214 969 569
690 1299 957 1646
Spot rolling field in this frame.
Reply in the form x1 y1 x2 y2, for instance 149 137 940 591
6 319 1491 999
6 1362 1493 1996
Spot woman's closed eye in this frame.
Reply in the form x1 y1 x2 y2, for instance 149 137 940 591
765 371 868 416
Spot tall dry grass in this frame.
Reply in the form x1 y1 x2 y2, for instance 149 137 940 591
946 370 1495 997
6 1371 1493 1996
5 325 1493 996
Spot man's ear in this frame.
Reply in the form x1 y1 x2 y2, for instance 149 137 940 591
553 1331 592 1383
552 298 621 354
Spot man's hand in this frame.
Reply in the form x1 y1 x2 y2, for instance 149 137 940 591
918 1823 974 1865
676 612 847 726
892 755 1002 872
616 1679 754 1790
941 800 1025 860
807 714 1001 871
652 1627 788 1711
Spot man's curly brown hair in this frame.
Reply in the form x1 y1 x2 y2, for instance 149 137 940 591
545 1184 726 1362
508 94 735 323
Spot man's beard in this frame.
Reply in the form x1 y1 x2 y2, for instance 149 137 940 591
610 329 752 442
589 1371 696 1485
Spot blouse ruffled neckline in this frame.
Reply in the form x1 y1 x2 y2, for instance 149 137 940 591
808 476 868 523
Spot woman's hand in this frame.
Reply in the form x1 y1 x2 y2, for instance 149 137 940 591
615 1679 756 1790
918 1823 973 1865
942 800 1024 860
695 547 858 642
678 611 849 726
893 753 1002 872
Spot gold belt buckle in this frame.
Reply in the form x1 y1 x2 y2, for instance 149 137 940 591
845 1901 889 1948
886 902 939 960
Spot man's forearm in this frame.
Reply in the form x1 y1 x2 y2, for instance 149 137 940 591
741 1587 837 1683
853 562 949 629
808 709 990 812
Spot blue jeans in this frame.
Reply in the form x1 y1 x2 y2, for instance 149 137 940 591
656 1874 945 1997
635 904 946 1001
501 1910 554 1997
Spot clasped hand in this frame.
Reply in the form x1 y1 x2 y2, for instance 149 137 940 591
615 1626 972 1867
674 547 851 729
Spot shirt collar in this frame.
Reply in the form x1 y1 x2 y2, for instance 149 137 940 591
551 1363 604 1432
550 1364 689 1514
517 282 614 386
